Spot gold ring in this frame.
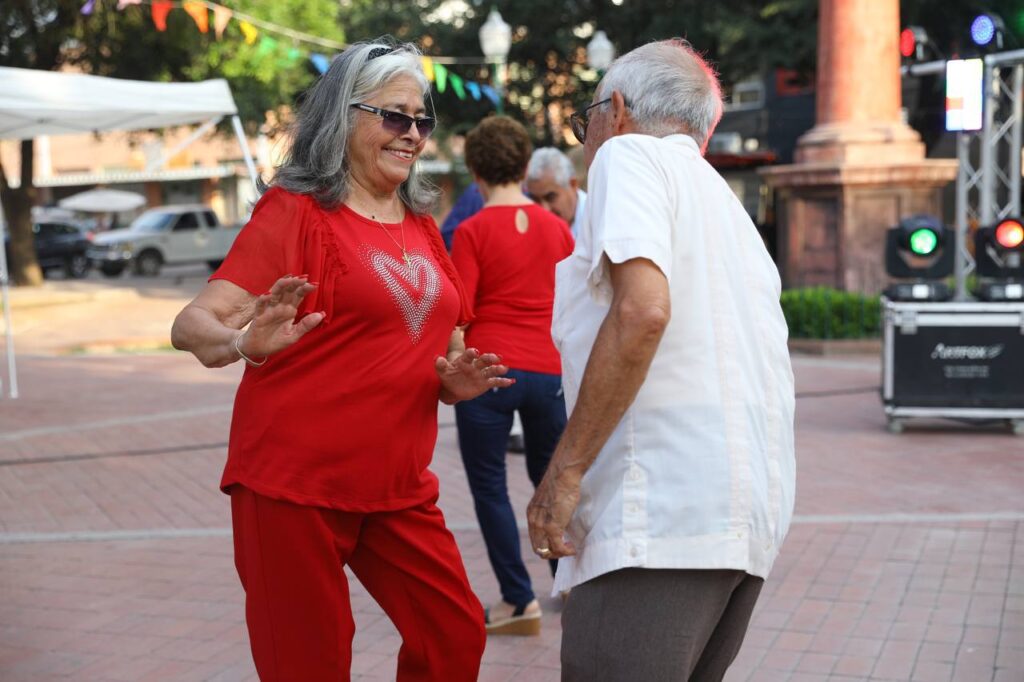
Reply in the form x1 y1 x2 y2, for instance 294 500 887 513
535 547 551 556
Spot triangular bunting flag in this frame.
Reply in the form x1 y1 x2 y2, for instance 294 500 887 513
239 20 259 46
434 63 448 93
212 5 233 39
310 53 331 74
257 36 278 57
466 81 481 101
421 57 435 83
450 74 466 101
151 0 173 31
117 0 142 8
481 84 500 107
80 0 97 15
183 1 208 33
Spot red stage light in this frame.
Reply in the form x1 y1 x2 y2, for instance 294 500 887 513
995 219 1024 249
900 28 916 58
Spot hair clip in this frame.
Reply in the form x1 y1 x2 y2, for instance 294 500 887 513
367 46 394 61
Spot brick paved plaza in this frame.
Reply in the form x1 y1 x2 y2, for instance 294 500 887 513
0 276 1022 681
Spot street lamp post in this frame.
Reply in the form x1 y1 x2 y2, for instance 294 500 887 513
479 8 512 113
586 30 615 75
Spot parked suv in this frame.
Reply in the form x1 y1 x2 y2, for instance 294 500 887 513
88 205 241 277
3 221 93 279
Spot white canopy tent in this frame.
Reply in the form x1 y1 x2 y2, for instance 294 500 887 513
0 66 259 399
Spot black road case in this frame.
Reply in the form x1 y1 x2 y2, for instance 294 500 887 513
882 299 1024 434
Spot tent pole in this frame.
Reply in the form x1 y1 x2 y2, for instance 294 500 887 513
0 213 19 400
146 116 223 172
231 115 259 189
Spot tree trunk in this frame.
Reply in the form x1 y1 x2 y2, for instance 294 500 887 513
0 139 43 287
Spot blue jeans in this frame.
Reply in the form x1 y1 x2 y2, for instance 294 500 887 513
455 368 567 607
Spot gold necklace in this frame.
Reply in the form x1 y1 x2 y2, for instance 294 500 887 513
371 213 412 270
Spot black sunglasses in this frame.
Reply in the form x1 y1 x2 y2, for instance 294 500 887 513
350 103 437 138
569 98 618 144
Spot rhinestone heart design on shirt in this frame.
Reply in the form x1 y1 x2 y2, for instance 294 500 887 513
361 246 442 344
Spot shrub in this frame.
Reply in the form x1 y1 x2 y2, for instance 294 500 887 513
780 287 881 339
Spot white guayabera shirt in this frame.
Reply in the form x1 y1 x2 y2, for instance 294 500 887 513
551 133 796 594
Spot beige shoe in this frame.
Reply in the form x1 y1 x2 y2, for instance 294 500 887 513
484 599 542 635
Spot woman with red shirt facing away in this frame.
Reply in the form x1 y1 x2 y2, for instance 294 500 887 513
170 40 511 681
450 116 575 636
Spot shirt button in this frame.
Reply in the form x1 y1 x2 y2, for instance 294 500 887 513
629 546 639 558
629 470 641 481
628 504 639 514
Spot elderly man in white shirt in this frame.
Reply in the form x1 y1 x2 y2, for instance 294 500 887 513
525 147 587 238
527 39 795 682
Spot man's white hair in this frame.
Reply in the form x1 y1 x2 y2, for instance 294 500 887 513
526 147 576 187
598 39 723 148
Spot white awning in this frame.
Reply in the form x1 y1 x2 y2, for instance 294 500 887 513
0 67 238 140
29 165 239 188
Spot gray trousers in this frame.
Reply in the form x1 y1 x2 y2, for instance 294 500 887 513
561 568 763 682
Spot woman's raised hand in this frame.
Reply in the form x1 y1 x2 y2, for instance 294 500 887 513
239 275 324 359
435 347 514 404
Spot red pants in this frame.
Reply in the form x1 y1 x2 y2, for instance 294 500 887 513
230 486 486 681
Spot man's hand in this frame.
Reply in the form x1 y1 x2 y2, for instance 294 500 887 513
435 347 514 404
524 258 670 561
527 466 582 559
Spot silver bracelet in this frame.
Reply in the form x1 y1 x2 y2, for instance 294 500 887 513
234 332 267 367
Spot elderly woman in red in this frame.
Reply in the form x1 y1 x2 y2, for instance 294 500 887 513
171 39 509 681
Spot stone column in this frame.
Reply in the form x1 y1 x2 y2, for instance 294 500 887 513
761 0 957 293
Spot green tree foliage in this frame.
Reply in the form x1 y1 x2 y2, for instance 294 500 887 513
336 0 821 147
336 0 1024 147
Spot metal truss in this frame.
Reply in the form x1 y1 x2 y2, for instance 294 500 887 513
905 50 1024 299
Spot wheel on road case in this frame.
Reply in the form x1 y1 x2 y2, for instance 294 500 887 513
886 417 905 434
1010 420 1024 436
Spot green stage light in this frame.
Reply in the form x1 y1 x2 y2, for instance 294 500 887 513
908 227 939 256
884 215 954 301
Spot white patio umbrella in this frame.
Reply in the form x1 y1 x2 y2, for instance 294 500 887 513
58 189 146 213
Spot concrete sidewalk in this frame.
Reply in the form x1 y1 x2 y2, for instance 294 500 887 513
0 279 1022 681
1 269 205 355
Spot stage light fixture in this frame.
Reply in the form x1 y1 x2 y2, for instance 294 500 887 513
884 215 954 301
908 225 939 256
974 218 1024 300
971 13 1006 48
900 26 930 60
995 219 1024 249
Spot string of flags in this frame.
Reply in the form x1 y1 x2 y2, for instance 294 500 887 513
80 0 503 107
421 58 500 106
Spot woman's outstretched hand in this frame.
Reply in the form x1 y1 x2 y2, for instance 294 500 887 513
436 347 514 404
239 275 324 359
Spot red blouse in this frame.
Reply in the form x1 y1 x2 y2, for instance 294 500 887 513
451 204 574 375
211 187 471 511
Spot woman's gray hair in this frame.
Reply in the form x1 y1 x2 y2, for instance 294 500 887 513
267 38 438 214
598 39 723 149
526 147 576 187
